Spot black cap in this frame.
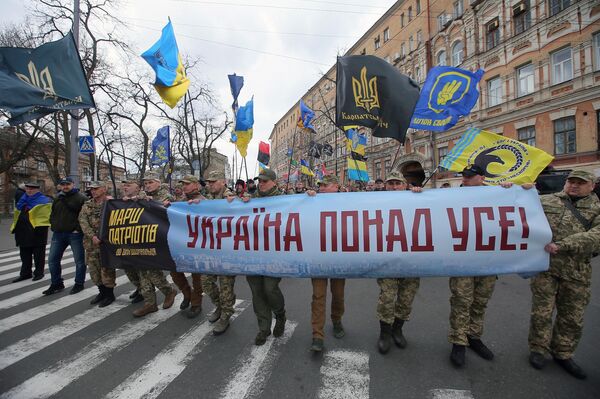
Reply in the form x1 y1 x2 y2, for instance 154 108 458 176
375 178 384 184
246 179 255 184
235 179 246 186
59 177 74 184
461 164 485 177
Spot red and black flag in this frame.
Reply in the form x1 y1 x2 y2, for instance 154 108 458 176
257 141 270 165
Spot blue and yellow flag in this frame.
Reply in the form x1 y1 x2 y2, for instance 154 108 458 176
297 100 315 131
440 128 553 185
345 128 367 157
151 126 170 166
347 158 369 182
300 159 314 176
410 66 484 132
258 161 268 172
234 98 254 157
141 20 190 108
11 192 51 232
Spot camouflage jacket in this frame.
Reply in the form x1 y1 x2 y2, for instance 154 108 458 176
78 198 106 248
254 185 282 198
541 191 600 283
206 187 235 200
144 187 174 203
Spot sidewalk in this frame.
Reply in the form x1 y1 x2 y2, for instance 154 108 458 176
0 217 16 252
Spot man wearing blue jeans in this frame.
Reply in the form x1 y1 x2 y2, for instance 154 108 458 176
43 177 88 295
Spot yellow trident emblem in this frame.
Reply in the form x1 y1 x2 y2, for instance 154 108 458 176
352 66 380 112
15 61 56 100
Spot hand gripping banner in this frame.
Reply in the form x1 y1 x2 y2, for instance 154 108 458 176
101 187 552 278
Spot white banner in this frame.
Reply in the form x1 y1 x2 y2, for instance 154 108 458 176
166 186 551 278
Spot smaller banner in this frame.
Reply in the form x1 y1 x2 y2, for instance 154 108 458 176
151 126 170 166
257 141 270 165
227 73 244 111
298 100 315 131
234 98 254 157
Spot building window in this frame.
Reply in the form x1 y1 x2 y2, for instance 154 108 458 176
487 76 502 107
513 1 531 35
375 162 381 179
486 18 500 50
37 160 47 172
554 116 576 155
452 41 464 66
415 66 421 82
408 6 413 21
409 36 414 52
82 166 92 181
438 146 449 163
385 159 391 174
437 50 447 66
453 1 463 18
517 63 535 97
518 126 536 146
594 33 600 71
360 48 366 55
416 0 421 14
401 43 406 57
401 13 405 28
551 47 573 85
374 36 381 50
383 28 390 42
417 30 423 45
437 13 447 31
549 0 571 17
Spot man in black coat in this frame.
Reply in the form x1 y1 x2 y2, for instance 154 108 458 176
10 182 51 282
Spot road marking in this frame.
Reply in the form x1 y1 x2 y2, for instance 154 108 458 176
317 350 370 399
0 264 76 294
0 294 131 371
105 300 248 399
0 245 52 261
0 295 183 399
0 256 74 276
220 320 298 399
0 275 129 329
430 389 475 399
0 248 64 267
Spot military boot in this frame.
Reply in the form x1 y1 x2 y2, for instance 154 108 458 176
162 289 177 309
554 357 587 379
378 321 392 354
273 314 286 337
255 330 271 346
208 307 222 323
98 287 115 308
186 305 202 319
133 303 159 317
212 315 230 335
392 318 407 348
529 352 546 370
90 285 105 305
467 336 494 360
450 344 466 368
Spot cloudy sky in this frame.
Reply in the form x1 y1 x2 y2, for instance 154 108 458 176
1 0 396 177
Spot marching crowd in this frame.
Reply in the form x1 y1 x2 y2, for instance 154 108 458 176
9 165 600 380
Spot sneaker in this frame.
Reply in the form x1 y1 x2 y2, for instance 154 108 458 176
255 330 271 346
529 352 546 370
162 289 177 309
467 337 494 360
273 315 286 337
186 305 202 319
450 344 466 368
333 321 345 339
69 284 84 295
42 283 65 296
208 307 222 323
310 338 324 352
212 316 230 335
133 303 159 317
554 357 587 379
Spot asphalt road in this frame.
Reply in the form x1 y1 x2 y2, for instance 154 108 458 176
0 232 598 398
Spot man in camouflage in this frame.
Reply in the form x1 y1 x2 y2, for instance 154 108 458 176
305 175 346 353
528 169 600 379
165 175 205 318
120 177 144 304
132 171 177 317
78 181 117 307
242 168 287 345
195 170 237 335
376 171 423 354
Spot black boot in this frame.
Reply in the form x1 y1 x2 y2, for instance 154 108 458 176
392 318 407 348
378 321 392 354
529 352 546 370
90 285 105 305
450 344 466 368
554 357 587 379
98 286 115 308
467 336 494 360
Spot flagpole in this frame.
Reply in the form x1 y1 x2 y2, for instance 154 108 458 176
421 165 439 187
243 157 249 181
285 126 299 190
69 0 81 187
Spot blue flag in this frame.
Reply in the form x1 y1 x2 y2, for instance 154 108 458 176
151 126 170 166
298 100 315 131
409 66 484 131
228 73 244 111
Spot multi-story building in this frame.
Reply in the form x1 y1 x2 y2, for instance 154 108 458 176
270 0 600 187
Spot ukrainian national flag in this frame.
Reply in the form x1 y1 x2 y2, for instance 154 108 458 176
347 158 369 181
258 161 268 172
345 128 367 157
440 128 553 185
10 193 51 233
141 20 190 108
234 98 254 158
300 159 314 176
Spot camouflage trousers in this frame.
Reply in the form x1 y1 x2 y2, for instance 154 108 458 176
85 248 116 288
140 269 174 307
528 272 591 359
311 278 345 339
376 278 420 324
448 275 496 345
125 269 141 289
201 275 236 319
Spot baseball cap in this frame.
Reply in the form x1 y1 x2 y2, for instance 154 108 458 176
567 169 596 182
385 171 407 183
24 182 40 188
256 168 277 181
318 175 339 185
461 164 485 177
206 170 226 182
143 171 161 182
58 177 74 185
88 180 107 188
179 175 200 184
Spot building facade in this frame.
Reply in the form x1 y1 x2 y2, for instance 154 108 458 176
270 0 600 187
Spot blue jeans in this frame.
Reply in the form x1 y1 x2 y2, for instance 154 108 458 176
48 232 87 286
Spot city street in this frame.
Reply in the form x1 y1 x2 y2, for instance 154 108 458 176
0 224 598 399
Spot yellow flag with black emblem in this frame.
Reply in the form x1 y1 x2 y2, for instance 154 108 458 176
439 128 554 185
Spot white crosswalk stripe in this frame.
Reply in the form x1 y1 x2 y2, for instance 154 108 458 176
0 262 75 291
430 389 475 399
0 248 63 268
0 255 73 274
105 300 248 399
317 350 370 399
0 245 51 259
220 320 298 399
0 294 131 371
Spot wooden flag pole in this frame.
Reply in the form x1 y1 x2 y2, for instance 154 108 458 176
285 126 299 190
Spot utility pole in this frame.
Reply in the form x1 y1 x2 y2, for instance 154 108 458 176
69 0 81 186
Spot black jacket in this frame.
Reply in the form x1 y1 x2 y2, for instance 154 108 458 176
49 189 88 233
